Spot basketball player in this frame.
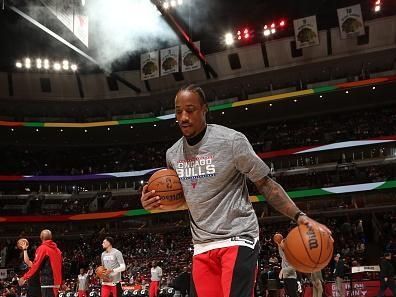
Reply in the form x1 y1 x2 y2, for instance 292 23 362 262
77 268 89 297
141 85 331 297
100 237 125 297
19 239 41 297
149 261 162 297
18 230 62 297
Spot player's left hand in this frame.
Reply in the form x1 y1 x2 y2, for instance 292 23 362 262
18 277 26 286
297 215 333 239
103 268 113 276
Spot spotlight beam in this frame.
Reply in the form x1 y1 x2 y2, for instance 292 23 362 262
150 0 218 79
7 5 142 93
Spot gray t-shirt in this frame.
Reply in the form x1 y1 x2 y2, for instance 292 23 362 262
166 124 270 244
101 248 125 284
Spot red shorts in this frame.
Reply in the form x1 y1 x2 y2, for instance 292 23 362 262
149 281 160 297
78 290 88 297
101 284 120 297
191 243 259 297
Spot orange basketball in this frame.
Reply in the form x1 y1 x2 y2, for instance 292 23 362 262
273 233 283 244
281 223 333 273
95 266 107 279
147 169 185 209
16 238 29 250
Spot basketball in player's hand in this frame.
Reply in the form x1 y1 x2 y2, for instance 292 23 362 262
95 266 108 280
281 223 333 273
147 169 185 210
17 238 29 250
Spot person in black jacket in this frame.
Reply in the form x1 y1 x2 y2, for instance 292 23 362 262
173 267 190 297
377 253 395 297
334 254 345 297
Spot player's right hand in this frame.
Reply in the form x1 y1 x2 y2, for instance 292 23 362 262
140 185 161 210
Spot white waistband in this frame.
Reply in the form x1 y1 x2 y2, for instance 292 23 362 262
194 236 258 256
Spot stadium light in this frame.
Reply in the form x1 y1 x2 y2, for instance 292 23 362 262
54 62 61 71
225 32 234 45
71 64 78 71
374 0 381 12
36 58 42 69
63 63 69 71
170 0 176 7
163 2 169 9
263 19 287 38
177 0 183 5
25 58 31 69
16 61 22 68
44 59 50 69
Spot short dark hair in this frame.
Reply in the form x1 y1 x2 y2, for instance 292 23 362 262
104 236 114 246
384 252 392 258
177 84 207 106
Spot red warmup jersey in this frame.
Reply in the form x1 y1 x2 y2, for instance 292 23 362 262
23 240 63 287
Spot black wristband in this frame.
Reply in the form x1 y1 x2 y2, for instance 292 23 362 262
294 211 306 222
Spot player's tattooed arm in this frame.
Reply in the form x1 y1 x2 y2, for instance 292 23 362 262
254 176 300 220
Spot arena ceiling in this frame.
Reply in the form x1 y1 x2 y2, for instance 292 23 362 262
1 0 395 73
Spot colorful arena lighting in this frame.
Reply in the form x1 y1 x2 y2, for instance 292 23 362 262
263 19 287 38
225 32 234 45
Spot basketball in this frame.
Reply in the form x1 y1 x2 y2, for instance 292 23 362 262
273 233 283 244
147 169 185 209
16 238 29 250
95 266 107 279
281 223 333 273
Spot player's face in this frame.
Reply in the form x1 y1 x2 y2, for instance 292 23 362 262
102 239 110 250
175 90 207 139
80 268 84 274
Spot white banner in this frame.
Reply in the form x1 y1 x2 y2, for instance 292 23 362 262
293 15 320 49
0 269 7 279
181 41 201 72
160 46 179 76
40 0 88 47
73 14 89 47
141 51 159 80
337 4 365 39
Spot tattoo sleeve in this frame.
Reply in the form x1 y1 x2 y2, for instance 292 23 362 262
254 176 300 220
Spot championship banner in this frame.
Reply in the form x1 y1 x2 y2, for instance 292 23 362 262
181 41 201 72
140 51 159 80
293 15 320 49
160 46 179 76
337 4 365 39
